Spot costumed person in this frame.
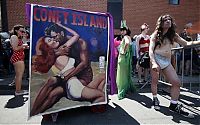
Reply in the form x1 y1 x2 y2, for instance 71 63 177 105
136 23 150 83
9 24 29 96
116 20 135 100
149 14 200 118
114 35 122 67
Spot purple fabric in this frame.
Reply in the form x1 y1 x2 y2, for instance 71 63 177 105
25 4 117 95
106 13 117 95
25 3 31 25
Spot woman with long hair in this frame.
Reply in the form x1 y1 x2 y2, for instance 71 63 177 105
9 24 29 95
31 24 105 116
149 14 200 118
116 21 135 100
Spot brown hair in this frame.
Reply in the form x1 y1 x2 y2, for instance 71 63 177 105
140 23 149 32
32 37 56 73
155 14 176 47
9 24 24 39
9 24 25 39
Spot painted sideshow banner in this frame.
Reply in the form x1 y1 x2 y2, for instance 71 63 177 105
29 4 109 117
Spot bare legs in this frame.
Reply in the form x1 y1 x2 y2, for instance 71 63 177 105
144 68 149 81
81 87 105 103
137 65 143 81
87 73 105 90
13 61 25 92
31 77 58 116
138 65 149 82
162 64 181 101
31 86 64 115
151 64 181 101
82 73 106 102
151 67 160 96
31 73 106 116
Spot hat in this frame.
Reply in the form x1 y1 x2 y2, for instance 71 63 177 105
120 20 128 30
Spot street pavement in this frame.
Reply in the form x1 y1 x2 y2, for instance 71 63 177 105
0 74 199 125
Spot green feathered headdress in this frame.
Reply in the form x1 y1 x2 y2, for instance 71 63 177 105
120 20 128 30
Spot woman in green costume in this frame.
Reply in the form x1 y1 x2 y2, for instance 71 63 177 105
116 21 135 100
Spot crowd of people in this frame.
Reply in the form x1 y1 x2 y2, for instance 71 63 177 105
0 14 200 119
114 14 200 118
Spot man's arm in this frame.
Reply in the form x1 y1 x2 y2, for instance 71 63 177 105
135 35 140 59
64 38 89 81
149 32 160 72
57 23 80 47
55 23 80 55
149 33 157 65
175 33 200 46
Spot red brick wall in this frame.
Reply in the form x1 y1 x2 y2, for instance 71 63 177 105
6 0 199 37
6 0 107 30
122 0 200 36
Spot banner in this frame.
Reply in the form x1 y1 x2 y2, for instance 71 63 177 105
29 4 111 117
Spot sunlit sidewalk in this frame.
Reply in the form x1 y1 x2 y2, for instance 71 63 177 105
0 72 199 124
0 90 199 125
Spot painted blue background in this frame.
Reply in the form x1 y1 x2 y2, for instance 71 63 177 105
31 5 108 62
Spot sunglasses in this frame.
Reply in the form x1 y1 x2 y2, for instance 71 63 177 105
19 30 25 33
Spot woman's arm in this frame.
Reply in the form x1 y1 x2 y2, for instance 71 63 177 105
63 38 89 81
57 23 80 47
122 36 130 54
149 33 157 65
10 35 27 51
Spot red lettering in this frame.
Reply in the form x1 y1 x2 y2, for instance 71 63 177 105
83 14 88 26
33 8 40 21
63 12 69 24
96 17 102 28
33 7 107 29
56 11 61 23
40 8 47 22
77 14 83 26
48 10 56 23
96 17 107 29
34 7 69 24
71 13 77 25
90 16 96 27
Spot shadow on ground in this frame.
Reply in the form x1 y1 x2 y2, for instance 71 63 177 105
4 95 28 108
157 89 200 124
158 105 200 124
41 103 140 125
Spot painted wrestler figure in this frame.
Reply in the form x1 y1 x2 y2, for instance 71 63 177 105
31 24 105 116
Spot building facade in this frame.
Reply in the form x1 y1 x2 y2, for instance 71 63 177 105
1 0 199 36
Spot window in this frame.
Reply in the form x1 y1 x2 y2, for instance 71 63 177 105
169 0 179 5
1 0 8 31
107 0 123 29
